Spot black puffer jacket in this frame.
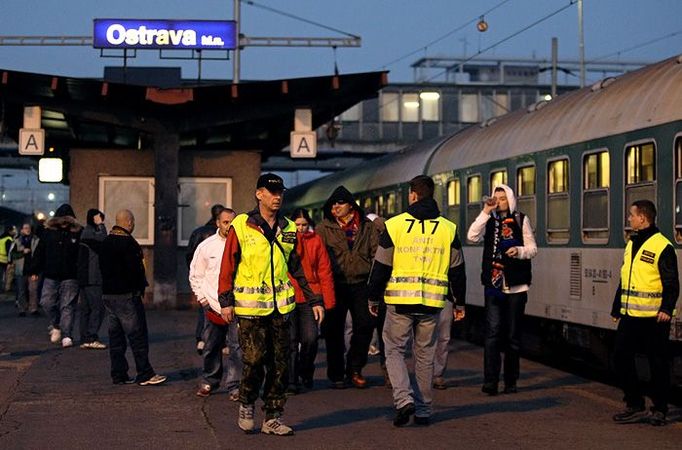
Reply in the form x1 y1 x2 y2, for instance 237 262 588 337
30 215 83 281
99 226 148 296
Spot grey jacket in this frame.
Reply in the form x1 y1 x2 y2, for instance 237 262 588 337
77 223 107 286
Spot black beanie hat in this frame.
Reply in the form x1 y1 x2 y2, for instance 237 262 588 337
55 203 76 218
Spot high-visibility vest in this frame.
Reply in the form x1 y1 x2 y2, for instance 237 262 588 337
231 214 297 317
0 236 12 264
620 232 673 318
384 213 456 308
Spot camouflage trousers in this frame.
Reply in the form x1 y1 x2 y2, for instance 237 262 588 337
237 312 290 417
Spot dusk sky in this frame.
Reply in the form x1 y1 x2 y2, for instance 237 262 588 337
1 0 681 84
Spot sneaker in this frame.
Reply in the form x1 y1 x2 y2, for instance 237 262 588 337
433 377 447 390
113 377 135 385
139 374 167 386
196 384 212 398
393 403 415 427
228 389 240 402
261 417 294 436
482 382 498 396
196 340 205 355
648 409 667 427
50 328 62 344
414 416 431 426
238 403 255 433
61 337 73 348
612 406 646 424
329 380 347 389
368 345 380 356
88 341 107 350
350 372 367 389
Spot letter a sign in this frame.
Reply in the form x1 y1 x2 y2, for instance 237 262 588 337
290 131 317 159
19 128 45 156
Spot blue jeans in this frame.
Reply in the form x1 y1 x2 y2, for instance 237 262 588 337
383 305 439 418
289 302 319 385
201 317 242 392
103 295 155 383
79 285 104 343
484 292 527 385
40 278 79 338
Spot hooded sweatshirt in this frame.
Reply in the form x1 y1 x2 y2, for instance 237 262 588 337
30 203 83 280
467 184 537 293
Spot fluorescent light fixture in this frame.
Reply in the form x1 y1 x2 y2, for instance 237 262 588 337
419 92 440 101
543 94 552 101
403 101 420 109
38 158 63 183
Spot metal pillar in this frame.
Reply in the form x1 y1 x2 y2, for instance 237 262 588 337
233 0 241 84
578 0 585 87
551 37 558 98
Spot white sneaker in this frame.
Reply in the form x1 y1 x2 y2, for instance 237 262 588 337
61 337 73 348
196 341 205 355
81 341 107 350
261 417 294 436
238 403 255 433
50 328 62 344
138 374 167 386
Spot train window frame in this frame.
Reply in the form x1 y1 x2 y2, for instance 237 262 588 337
581 149 610 244
446 175 461 225
546 157 570 244
515 164 536 231
623 139 657 236
489 168 508 190
466 173 482 239
385 191 398 216
674 134 682 243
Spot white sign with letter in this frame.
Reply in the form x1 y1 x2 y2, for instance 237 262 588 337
19 128 45 155
290 131 317 159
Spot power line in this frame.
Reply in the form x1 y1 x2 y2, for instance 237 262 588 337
587 29 682 63
379 0 515 70
241 0 360 39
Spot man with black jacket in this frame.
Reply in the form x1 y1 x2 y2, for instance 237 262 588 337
32 204 82 348
611 200 679 426
77 209 107 349
368 175 466 427
99 209 166 386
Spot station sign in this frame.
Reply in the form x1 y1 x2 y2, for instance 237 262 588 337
19 128 45 156
93 19 237 50
290 132 317 159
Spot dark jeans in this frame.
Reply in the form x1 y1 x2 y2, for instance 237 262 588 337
40 278 79 338
376 300 387 368
195 307 205 342
484 292 527 385
614 316 671 414
323 282 375 381
289 302 319 385
238 312 290 417
103 295 155 383
79 285 105 343
202 317 242 392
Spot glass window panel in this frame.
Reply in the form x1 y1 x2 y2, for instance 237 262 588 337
584 151 609 189
467 175 481 204
375 195 384 216
420 92 440 121
517 166 536 196
340 103 361 122
676 137 682 180
447 179 460 206
401 93 419 123
626 143 656 184
490 170 507 189
495 93 509 117
583 191 608 229
385 192 396 215
461 93 479 123
178 179 231 245
380 92 399 122
548 159 569 193
100 177 153 245
676 181 682 230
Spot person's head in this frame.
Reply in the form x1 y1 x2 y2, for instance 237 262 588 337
54 203 75 219
216 208 237 237
115 209 135 233
408 175 435 205
628 200 656 231
255 173 286 214
210 204 225 222
323 186 359 221
493 187 509 213
290 208 314 233
6 225 17 237
20 223 32 236
86 208 105 227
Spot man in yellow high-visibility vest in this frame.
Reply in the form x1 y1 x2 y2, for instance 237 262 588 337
611 200 679 427
218 173 324 436
368 175 466 427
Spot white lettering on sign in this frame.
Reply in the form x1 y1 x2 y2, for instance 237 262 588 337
105 24 205 47
290 131 317 159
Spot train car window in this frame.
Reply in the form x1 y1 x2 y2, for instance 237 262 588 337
466 175 482 232
490 170 508 189
362 197 373 214
380 92 399 122
547 159 570 243
516 166 536 231
674 136 682 243
401 93 419 123
461 93 479 123
420 91 440 122
447 178 461 225
582 151 610 243
624 141 656 233
375 195 385 216
385 192 397 216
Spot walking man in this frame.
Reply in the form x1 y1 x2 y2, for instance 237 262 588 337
10 223 40 316
218 173 324 436
368 175 466 426
190 207 242 400
467 184 537 395
99 209 166 386
611 200 678 426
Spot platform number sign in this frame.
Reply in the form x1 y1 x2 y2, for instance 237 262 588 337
19 128 45 156
290 131 317 158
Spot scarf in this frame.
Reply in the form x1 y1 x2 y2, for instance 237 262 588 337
486 213 522 298
337 210 360 250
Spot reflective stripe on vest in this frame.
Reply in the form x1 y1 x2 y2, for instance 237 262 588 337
384 213 456 308
231 214 297 316
0 236 11 264
620 232 672 318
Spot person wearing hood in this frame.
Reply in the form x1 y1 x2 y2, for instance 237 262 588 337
467 184 537 396
316 185 378 389
368 175 466 426
77 209 108 349
9 223 40 316
31 203 83 348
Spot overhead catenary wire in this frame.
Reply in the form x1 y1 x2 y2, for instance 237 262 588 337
587 29 682 63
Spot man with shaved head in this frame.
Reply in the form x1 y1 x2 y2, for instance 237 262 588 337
99 209 166 386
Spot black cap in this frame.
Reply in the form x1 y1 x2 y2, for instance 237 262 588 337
256 173 287 192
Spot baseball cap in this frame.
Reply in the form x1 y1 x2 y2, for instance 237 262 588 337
256 173 287 192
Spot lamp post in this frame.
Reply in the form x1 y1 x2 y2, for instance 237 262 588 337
578 0 585 87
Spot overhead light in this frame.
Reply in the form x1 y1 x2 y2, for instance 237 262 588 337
403 101 420 109
419 92 440 101
47 192 55 201
543 94 553 101
36 212 45 220
38 158 63 183
49 210 55 217
477 16 489 32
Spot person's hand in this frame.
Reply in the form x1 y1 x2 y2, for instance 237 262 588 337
505 247 519 258
368 303 379 317
482 196 498 214
454 307 466 322
657 311 671 323
221 306 235 324
313 305 325 325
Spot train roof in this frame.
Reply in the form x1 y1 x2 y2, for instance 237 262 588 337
427 55 682 173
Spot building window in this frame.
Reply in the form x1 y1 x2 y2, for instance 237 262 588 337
516 165 536 230
178 178 232 246
490 170 507 190
547 159 570 243
401 93 419 123
582 151 609 242
466 175 482 233
624 141 656 231
99 176 155 245
461 93 479 123
380 92 399 122
420 91 440 121
340 103 361 122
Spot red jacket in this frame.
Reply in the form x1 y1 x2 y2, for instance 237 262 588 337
289 231 336 310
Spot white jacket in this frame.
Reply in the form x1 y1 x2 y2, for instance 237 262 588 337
189 230 226 315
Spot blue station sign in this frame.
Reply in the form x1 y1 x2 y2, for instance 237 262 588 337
93 19 237 50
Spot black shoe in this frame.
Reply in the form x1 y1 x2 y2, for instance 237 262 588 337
503 384 518 394
393 403 415 427
18 312 26 317
612 406 646 424
482 382 498 396
302 378 313 389
648 409 667 427
285 384 299 396
329 380 347 389
113 377 135 385
414 416 430 426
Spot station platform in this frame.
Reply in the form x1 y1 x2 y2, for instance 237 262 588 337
0 297 679 449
